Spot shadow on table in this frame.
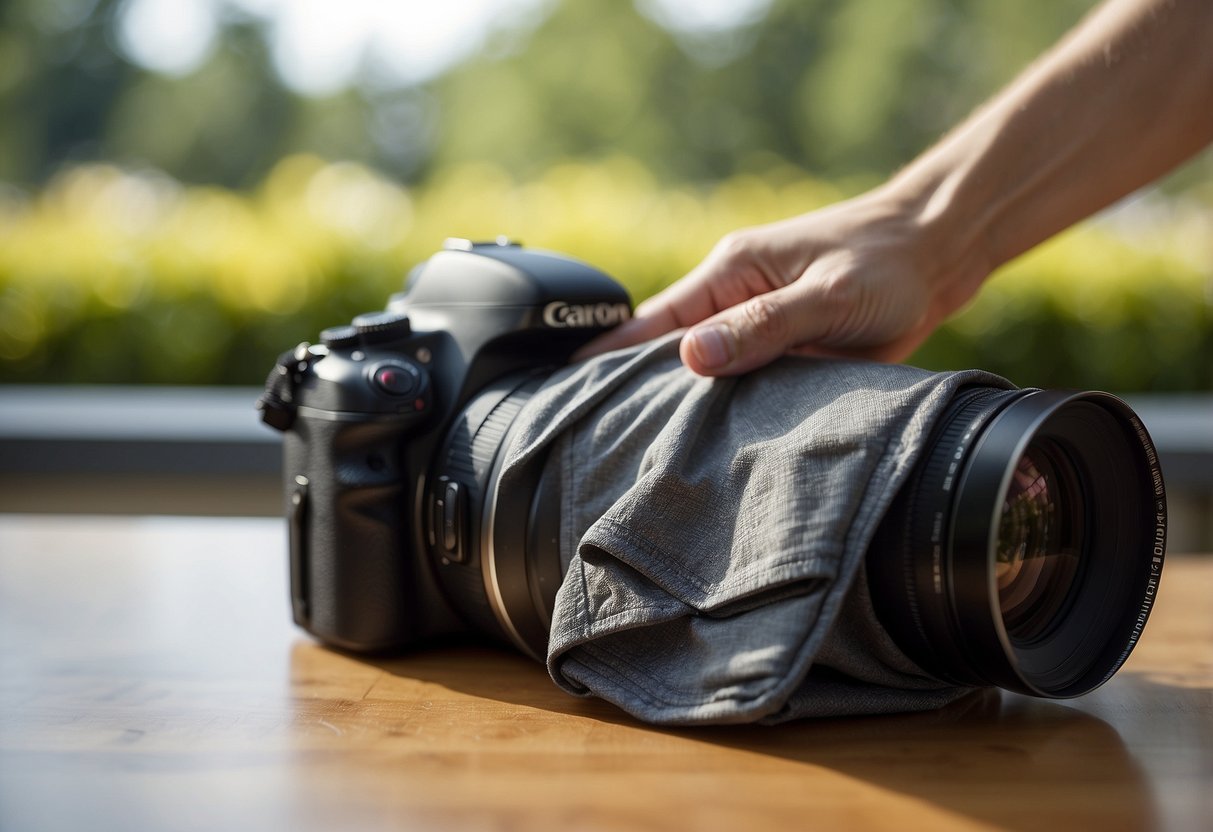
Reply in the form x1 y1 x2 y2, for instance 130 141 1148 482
354 642 1161 832
703 691 1157 832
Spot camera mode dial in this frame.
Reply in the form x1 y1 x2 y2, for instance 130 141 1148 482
353 311 412 344
319 324 359 349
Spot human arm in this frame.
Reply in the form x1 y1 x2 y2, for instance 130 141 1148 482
576 0 1213 375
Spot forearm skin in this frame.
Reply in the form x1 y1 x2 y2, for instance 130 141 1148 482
888 0 1213 301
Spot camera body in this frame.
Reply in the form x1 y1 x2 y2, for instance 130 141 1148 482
257 239 631 653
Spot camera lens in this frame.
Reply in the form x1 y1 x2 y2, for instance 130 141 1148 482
867 388 1167 698
430 371 1167 696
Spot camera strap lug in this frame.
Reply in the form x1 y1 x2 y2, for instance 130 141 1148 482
256 342 316 432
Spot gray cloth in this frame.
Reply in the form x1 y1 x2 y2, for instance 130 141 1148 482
499 333 1013 725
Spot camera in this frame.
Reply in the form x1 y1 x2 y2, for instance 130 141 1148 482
259 240 1167 700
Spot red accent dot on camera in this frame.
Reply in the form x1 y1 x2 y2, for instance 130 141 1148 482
415 398 425 411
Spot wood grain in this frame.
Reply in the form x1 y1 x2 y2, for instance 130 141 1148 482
0 515 1208 832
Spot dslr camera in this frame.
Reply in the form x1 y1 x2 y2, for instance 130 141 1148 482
260 240 1167 699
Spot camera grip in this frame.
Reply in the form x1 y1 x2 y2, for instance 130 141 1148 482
284 415 419 651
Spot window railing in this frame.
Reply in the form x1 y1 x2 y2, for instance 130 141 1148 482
2 385 1209 550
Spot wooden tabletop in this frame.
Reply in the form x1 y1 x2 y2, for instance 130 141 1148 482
0 515 1209 832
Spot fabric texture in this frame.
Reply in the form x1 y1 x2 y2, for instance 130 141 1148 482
498 333 1013 725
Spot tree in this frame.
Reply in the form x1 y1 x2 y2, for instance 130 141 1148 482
428 0 1099 182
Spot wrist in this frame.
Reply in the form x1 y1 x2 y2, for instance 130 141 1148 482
869 167 996 316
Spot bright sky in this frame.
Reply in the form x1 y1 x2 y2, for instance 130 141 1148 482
115 0 772 96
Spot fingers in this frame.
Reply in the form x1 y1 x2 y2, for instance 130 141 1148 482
571 225 837 371
570 198 945 374
570 267 722 362
569 307 681 362
575 278 833 375
680 296 790 376
574 251 839 376
680 277 837 376
574 232 776 363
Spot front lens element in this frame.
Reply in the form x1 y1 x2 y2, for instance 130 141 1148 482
996 444 1081 643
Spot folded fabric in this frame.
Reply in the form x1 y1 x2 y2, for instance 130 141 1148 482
498 333 1014 725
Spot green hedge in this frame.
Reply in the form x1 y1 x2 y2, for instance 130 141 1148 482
1 156 1209 390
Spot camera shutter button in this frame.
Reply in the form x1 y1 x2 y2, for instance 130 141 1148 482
372 362 421 396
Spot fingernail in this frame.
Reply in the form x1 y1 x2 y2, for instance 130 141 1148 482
688 324 732 369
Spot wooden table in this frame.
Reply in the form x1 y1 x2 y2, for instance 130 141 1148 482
0 515 1209 832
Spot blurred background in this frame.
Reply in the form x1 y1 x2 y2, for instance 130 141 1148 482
0 0 1209 543
0 0 1209 389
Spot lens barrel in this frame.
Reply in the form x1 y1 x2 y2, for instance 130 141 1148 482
867 388 1167 697
434 373 1167 699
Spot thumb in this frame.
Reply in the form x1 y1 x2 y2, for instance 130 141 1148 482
680 281 831 376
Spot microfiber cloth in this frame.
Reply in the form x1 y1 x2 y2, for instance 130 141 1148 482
499 333 1013 725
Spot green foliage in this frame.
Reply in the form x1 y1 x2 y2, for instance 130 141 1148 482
912 221 1213 390
2 157 1209 390
430 0 1107 183
1 1 1208 391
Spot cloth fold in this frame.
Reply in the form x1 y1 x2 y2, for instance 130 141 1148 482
498 333 1013 725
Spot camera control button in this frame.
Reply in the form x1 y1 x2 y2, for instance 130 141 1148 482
443 482 462 551
371 363 421 397
435 480 466 562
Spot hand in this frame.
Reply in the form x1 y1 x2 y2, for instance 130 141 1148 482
575 0 1213 377
574 188 991 376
